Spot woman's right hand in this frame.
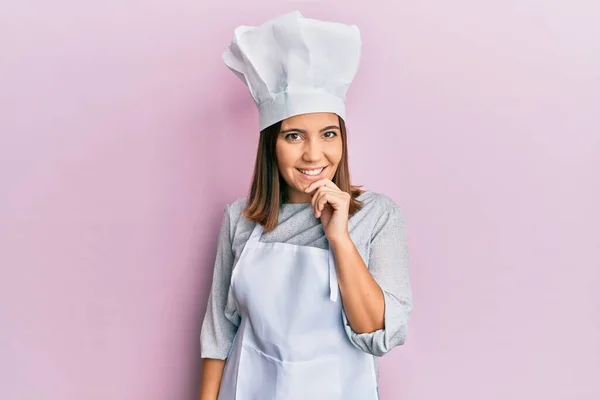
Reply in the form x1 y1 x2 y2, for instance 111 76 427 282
198 358 226 400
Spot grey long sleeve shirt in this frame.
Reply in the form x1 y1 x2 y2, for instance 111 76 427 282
200 190 413 383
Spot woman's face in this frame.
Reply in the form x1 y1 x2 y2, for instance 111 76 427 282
276 112 343 203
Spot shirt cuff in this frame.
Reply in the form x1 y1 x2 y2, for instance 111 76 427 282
341 290 412 357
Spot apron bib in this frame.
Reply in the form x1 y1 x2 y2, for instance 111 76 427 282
218 222 379 400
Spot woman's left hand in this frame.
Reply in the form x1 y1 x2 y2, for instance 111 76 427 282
304 179 351 243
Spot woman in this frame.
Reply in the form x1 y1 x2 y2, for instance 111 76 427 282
199 11 413 400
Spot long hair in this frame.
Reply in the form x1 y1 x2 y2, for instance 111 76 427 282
242 115 364 232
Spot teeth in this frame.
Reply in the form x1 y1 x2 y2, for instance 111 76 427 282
299 167 324 176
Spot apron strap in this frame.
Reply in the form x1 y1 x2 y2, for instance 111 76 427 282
328 248 339 302
249 223 264 244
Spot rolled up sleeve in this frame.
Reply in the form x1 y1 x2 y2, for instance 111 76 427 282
342 202 413 357
200 204 239 359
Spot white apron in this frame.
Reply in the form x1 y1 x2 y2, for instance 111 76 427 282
217 222 379 400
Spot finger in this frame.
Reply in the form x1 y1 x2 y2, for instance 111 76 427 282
310 185 328 209
311 186 321 213
318 192 341 218
317 193 330 217
312 186 336 216
313 189 328 217
323 192 351 217
304 179 338 194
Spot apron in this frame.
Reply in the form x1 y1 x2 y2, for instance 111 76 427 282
217 222 379 400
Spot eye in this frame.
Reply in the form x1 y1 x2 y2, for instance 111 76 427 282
285 133 301 141
323 131 338 138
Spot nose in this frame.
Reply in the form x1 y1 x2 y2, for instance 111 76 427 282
302 138 324 163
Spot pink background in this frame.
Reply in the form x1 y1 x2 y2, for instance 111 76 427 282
1 1 599 399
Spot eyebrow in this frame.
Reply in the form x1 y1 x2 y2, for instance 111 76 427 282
279 125 341 134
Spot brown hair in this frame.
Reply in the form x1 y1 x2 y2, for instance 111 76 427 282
242 115 365 232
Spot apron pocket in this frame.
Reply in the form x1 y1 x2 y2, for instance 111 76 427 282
237 344 279 399
278 355 342 400
239 343 342 400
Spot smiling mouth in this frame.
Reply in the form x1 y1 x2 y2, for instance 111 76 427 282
296 166 327 176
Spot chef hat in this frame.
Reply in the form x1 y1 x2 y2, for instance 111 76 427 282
222 10 362 131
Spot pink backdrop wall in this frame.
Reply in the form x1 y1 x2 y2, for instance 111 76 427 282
1 1 599 399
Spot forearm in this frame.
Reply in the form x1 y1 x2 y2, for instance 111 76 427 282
329 234 385 334
198 358 226 400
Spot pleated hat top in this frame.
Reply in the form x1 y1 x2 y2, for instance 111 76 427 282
222 10 362 131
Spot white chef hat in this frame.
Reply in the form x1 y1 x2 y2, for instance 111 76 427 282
222 10 362 131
